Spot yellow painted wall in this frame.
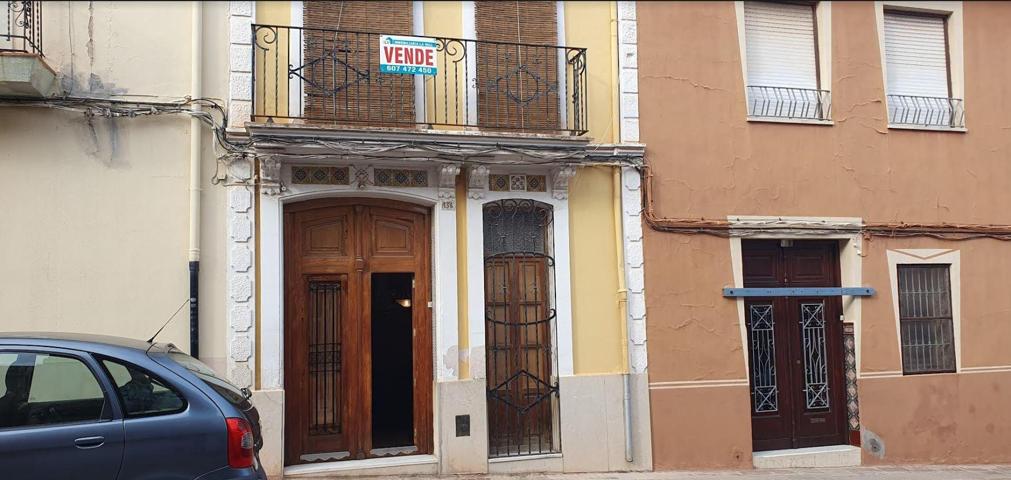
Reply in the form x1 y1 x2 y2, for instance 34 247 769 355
565 1 618 143
424 1 466 130
255 1 291 118
564 2 625 375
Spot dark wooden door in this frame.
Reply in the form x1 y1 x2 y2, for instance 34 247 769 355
743 240 848 452
284 198 432 466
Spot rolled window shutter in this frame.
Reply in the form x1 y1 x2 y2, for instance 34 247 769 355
301 1 415 124
474 1 560 131
744 1 818 89
883 12 949 98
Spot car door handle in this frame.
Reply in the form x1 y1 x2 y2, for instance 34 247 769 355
74 436 105 449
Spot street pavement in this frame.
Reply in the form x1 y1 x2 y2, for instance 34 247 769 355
382 465 1011 480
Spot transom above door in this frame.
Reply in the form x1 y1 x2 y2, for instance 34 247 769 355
743 240 848 452
283 198 432 465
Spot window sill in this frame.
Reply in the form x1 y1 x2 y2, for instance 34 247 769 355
888 124 966 133
747 116 834 126
488 452 563 463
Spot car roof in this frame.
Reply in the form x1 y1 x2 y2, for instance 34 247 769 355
0 332 173 355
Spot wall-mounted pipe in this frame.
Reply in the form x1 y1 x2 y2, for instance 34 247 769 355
188 0 202 357
613 167 633 464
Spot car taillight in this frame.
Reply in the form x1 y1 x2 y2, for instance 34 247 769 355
226 417 255 469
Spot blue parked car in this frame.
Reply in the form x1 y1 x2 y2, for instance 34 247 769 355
0 333 267 480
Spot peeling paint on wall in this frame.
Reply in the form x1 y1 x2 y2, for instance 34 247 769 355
862 428 886 459
443 345 458 378
470 345 485 379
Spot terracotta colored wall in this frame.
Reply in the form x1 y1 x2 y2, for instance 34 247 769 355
637 0 1011 469
638 1 1011 223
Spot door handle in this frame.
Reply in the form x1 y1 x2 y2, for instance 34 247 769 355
74 436 105 449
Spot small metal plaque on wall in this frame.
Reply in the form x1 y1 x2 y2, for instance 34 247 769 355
455 415 470 437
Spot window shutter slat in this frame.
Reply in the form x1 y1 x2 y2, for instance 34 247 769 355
744 1 818 89
884 12 949 98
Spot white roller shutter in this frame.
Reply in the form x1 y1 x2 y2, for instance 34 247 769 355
744 1 818 89
883 12 949 98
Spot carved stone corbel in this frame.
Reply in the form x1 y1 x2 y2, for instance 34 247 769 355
551 165 577 200
258 156 282 195
468 165 489 200
438 163 462 209
225 154 254 185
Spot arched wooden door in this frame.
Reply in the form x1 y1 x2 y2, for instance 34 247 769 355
283 198 432 465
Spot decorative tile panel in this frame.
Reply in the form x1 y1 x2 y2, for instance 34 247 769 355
843 323 861 432
292 165 350 185
374 168 429 187
490 174 510 192
526 175 547 192
488 174 547 192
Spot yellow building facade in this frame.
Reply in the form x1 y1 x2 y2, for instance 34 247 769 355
230 1 652 476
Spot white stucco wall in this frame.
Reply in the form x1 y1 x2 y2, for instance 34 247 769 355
0 2 231 374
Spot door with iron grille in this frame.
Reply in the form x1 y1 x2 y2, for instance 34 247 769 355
284 198 432 465
743 240 848 451
483 199 560 458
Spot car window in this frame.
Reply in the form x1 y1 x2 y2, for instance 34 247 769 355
167 351 248 406
0 352 109 429
101 359 185 417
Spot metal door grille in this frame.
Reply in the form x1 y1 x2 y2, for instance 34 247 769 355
308 281 343 436
749 304 778 413
483 199 559 458
801 302 829 409
897 265 956 374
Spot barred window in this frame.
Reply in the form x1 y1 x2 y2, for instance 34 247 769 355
897 265 956 374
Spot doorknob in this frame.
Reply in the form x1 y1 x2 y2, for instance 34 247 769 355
74 436 105 449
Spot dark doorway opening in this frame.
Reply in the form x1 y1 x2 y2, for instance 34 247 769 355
370 272 415 450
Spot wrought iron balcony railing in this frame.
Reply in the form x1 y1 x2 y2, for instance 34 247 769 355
2 1 41 56
252 24 588 135
747 85 831 121
887 94 965 129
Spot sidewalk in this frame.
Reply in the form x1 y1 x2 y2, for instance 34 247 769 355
393 465 1011 480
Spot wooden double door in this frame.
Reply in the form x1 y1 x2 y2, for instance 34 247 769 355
283 198 432 465
743 240 848 452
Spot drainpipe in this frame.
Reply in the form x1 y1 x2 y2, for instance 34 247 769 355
188 1 202 358
613 168 633 463
608 0 634 461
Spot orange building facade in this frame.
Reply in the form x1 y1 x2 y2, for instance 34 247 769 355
634 0 1011 470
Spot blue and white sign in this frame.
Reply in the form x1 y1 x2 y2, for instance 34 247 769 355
379 35 438 76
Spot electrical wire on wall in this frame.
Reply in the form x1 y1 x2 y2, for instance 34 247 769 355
0 93 639 195
637 160 1011 241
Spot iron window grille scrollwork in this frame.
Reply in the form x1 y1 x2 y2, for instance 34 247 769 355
748 304 778 413
251 24 587 135
483 199 560 458
3 1 42 56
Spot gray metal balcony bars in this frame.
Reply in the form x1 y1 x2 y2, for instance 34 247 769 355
887 94 965 129
746 85 832 121
2 1 42 56
251 24 588 135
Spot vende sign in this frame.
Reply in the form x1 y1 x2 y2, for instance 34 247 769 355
379 35 438 76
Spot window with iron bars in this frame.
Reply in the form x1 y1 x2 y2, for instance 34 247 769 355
897 264 956 375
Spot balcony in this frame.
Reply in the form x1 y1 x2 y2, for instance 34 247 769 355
0 0 56 98
1 0 41 56
746 85 832 122
251 24 588 136
887 94 965 129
